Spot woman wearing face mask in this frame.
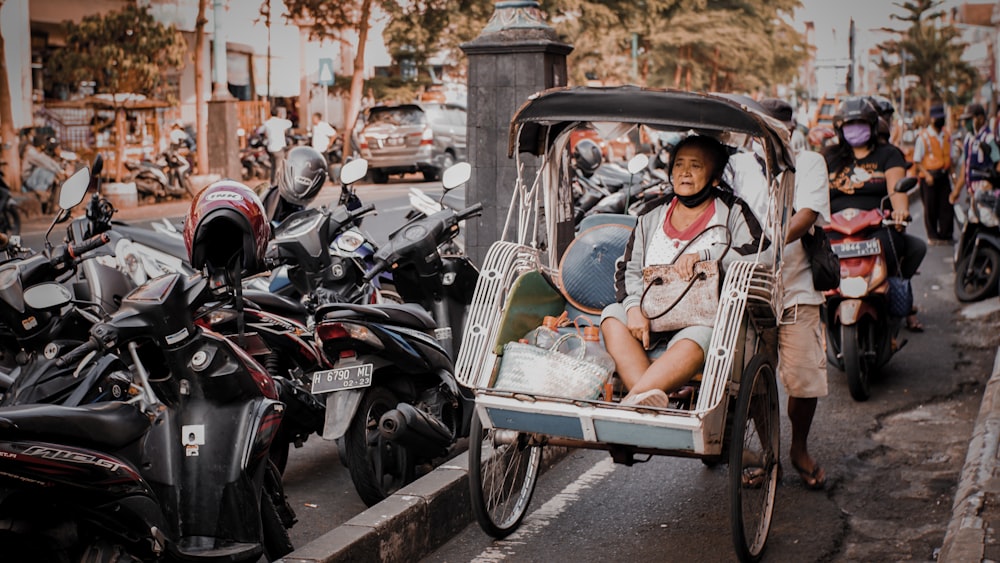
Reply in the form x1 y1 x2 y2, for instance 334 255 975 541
601 135 769 407
823 96 927 331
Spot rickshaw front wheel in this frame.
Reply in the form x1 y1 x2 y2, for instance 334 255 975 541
728 353 779 563
468 411 542 538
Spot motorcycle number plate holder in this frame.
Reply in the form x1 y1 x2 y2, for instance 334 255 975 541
831 238 881 259
311 361 374 395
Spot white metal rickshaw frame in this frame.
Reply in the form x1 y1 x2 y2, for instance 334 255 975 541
454 86 797 562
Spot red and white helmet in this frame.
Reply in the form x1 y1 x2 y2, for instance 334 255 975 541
184 180 271 275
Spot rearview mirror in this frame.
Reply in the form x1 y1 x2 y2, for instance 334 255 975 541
627 154 649 175
59 167 90 210
340 158 368 185
894 177 919 194
24 282 73 311
441 162 471 191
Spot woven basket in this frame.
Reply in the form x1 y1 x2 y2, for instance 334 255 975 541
493 334 610 400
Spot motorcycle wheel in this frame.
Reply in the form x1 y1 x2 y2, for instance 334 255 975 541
345 386 415 507
369 168 389 184
841 323 871 402
424 152 455 182
261 460 295 561
0 206 20 235
955 246 1000 302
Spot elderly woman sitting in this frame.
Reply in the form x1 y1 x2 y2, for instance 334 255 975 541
601 135 769 407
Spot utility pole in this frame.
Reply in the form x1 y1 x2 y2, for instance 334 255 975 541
631 33 639 84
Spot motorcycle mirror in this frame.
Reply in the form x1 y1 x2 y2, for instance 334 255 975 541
91 154 104 179
59 167 91 210
627 154 649 175
23 282 73 311
894 176 919 194
340 158 368 185
441 162 471 191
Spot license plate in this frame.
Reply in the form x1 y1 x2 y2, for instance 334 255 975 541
831 239 881 259
310 361 374 394
386 136 404 146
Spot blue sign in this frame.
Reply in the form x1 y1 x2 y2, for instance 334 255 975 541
318 58 335 86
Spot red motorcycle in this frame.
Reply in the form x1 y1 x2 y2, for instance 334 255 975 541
822 177 919 401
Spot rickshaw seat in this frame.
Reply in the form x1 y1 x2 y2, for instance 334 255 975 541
492 270 566 355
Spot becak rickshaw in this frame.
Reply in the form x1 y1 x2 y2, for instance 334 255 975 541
453 86 796 562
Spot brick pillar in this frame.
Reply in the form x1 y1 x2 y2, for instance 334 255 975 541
460 1 572 266
207 99 241 181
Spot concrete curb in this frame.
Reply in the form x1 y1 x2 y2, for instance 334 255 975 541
278 446 569 563
939 346 1000 562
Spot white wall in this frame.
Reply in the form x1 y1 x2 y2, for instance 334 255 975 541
2 0 34 130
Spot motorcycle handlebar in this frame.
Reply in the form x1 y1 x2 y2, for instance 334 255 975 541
52 233 110 266
362 258 388 284
352 202 377 219
55 337 99 368
456 203 484 222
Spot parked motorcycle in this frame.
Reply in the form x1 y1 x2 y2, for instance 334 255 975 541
241 131 271 182
823 177 920 401
309 162 479 506
126 147 195 202
954 167 1000 302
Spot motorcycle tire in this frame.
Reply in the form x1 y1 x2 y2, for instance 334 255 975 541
424 152 455 182
955 246 1000 302
841 323 871 402
261 460 295 561
345 386 415 507
0 206 21 235
369 168 389 184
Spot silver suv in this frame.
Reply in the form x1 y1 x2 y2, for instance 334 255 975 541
358 103 467 183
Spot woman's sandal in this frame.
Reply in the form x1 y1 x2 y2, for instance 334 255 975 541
905 308 924 333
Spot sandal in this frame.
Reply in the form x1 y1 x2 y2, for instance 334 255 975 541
905 309 924 333
791 459 827 491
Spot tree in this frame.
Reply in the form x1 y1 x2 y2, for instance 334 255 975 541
194 0 209 176
0 0 20 191
45 5 187 181
283 0 375 165
875 0 978 115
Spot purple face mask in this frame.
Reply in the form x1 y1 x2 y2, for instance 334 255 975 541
842 122 871 147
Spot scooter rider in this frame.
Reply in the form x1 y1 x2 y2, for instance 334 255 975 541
261 145 329 226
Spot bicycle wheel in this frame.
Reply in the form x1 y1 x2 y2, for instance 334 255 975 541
468 411 541 538
729 353 779 563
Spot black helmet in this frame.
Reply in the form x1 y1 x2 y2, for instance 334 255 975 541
867 95 896 118
834 97 878 146
573 139 603 177
278 146 328 206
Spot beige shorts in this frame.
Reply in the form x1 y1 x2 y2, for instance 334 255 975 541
777 304 828 398
601 302 713 357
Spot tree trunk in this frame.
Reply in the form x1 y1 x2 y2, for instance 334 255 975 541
342 0 373 166
194 0 208 175
709 46 720 92
0 0 22 192
673 49 683 88
115 107 126 182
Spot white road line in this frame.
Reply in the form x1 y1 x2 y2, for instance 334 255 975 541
469 457 618 562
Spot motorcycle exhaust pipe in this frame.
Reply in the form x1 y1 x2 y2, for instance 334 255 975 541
379 402 454 457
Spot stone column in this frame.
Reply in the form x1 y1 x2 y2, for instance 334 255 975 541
207 0 240 181
460 1 572 266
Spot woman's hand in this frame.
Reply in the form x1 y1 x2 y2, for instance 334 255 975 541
626 306 651 349
674 252 701 280
890 207 909 231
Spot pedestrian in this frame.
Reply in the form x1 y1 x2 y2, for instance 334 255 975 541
310 112 338 154
262 106 292 184
913 104 956 245
760 98 830 490
952 103 1000 207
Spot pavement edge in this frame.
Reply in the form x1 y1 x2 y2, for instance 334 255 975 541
278 445 570 562
939 345 1000 562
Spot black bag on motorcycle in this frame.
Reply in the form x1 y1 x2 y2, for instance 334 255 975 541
800 225 840 291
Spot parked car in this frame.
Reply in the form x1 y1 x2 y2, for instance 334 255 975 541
359 103 467 183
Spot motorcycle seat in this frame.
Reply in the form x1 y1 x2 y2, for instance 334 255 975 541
244 289 307 322
0 401 150 450
316 302 437 330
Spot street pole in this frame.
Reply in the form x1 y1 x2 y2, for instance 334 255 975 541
211 0 230 100
900 52 906 125
631 33 638 84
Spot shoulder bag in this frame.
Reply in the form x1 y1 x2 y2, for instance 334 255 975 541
639 223 731 332
800 225 841 291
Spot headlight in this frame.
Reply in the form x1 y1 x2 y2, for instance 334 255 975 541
336 231 365 252
977 203 1000 228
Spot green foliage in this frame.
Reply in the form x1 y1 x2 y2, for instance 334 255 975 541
876 0 978 112
45 5 187 102
325 74 435 105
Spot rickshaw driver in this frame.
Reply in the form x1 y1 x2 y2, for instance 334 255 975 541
601 135 770 407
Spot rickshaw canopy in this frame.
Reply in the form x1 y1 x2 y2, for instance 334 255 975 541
508 86 796 175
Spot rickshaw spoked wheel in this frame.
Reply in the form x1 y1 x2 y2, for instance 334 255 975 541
728 353 779 563
468 411 542 538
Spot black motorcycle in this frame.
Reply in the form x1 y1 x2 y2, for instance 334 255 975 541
310 163 480 506
126 147 195 202
954 167 1000 301
0 271 296 562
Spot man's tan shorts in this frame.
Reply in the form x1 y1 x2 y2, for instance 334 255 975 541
777 304 828 399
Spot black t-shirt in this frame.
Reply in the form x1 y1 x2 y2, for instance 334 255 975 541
827 143 907 213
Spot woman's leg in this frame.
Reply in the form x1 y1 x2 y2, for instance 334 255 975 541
900 232 927 279
626 339 704 396
601 317 650 392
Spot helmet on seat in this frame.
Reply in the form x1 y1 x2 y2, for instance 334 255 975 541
833 97 879 147
573 139 603 177
184 180 271 277
278 146 328 206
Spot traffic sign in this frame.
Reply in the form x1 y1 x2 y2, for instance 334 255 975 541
318 58 335 86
